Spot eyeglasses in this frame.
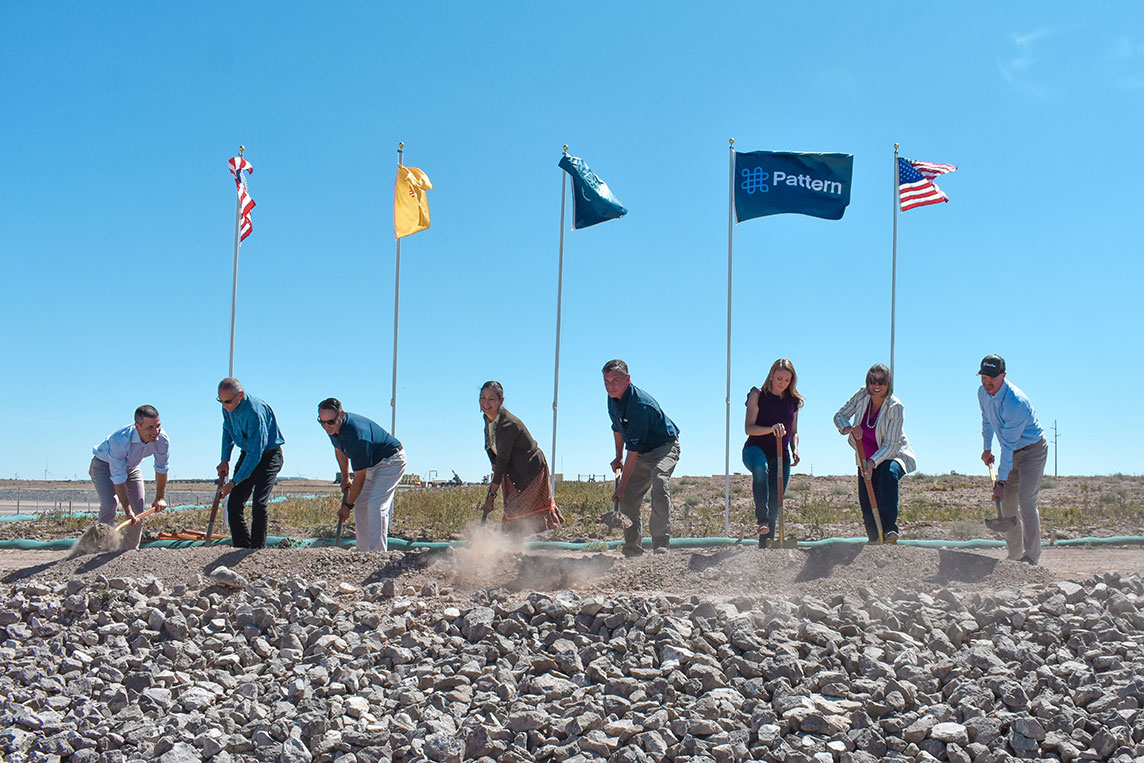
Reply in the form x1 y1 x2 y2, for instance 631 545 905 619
317 417 337 426
867 377 887 385
217 396 236 405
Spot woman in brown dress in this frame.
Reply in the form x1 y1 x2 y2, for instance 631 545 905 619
478 381 565 534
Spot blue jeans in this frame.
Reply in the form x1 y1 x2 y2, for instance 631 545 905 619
856 460 902 540
742 445 790 539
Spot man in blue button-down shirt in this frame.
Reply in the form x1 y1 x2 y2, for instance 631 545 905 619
604 359 681 556
978 354 1047 564
216 377 285 548
90 405 170 550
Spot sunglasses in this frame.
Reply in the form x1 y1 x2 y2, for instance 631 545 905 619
217 396 236 405
317 417 338 426
867 377 887 385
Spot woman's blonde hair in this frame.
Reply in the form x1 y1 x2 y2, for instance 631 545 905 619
763 358 804 407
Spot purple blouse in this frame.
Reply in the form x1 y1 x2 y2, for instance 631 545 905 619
744 388 799 460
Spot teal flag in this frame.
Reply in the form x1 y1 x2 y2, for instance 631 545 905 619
559 154 627 229
734 151 853 221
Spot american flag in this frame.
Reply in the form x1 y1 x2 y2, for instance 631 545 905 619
898 157 956 212
228 156 255 241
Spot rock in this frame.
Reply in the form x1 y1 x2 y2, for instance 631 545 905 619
930 722 969 745
209 566 249 589
158 742 201 763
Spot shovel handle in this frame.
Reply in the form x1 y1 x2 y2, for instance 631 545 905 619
205 477 224 545
115 506 161 532
987 462 998 485
851 433 884 543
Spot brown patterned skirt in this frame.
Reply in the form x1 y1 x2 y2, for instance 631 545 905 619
501 465 564 535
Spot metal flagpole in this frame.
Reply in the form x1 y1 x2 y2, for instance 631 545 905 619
391 142 404 435
724 138 735 536
228 145 245 377
890 143 900 378
551 146 568 494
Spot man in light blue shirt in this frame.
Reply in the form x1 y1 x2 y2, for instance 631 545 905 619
978 354 1047 564
216 377 285 548
89 405 170 550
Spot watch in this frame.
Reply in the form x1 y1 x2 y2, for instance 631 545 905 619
342 500 355 508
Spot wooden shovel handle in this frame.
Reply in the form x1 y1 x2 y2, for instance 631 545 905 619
115 506 161 532
852 433 884 542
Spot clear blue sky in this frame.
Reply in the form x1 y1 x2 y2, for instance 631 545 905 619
2 3 1141 483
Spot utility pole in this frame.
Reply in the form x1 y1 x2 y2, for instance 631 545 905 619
1051 420 1061 478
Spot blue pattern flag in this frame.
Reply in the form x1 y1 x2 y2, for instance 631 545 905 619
558 153 628 229
734 151 853 222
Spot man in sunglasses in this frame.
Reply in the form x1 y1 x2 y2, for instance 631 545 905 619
978 354 1047 564
317 398 405 552
89 405 170 550
216 377 285 548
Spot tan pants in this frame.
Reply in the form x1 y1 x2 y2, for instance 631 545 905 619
621 439 680 548
89 456 145 550
1001 438 1048 562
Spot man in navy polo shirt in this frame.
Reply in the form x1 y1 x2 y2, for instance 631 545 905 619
603 359 681 556
318 398 406 552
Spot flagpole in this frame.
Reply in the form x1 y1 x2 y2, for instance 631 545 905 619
228 145 245 377
724 138 735 536
551 146 569 494
391 143 404 435
890 143 900 378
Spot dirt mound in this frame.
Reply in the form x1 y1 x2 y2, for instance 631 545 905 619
1 542 1057 604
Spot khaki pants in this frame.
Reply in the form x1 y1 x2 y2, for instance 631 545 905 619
89 456 145 550
354 449 406 552
621 439 680 548
1001 438 1048 562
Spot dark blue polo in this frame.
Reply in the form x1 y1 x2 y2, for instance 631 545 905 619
608 384 679 453
329 412 402 471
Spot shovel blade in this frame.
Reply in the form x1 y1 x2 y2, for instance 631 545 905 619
985 516 1018 532
599 510 632 529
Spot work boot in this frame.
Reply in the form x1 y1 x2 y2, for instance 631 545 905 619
652 536 670 554
885 531 899 544
622 544 645 558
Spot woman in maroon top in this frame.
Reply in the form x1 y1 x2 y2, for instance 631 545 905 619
742 359 803 548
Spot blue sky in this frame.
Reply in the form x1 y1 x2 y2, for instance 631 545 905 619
2 3 1141 483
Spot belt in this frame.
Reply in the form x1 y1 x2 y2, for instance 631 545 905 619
1016 437 1046 453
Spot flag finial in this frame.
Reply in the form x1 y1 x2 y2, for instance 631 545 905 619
563 145 568 153
399 142 404 149
238 145 245 156
729 138 735 147
894 143 899 150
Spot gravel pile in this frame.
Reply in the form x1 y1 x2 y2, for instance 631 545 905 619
0 544 1142 762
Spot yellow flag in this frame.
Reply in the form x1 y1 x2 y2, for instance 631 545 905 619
394 165 432 239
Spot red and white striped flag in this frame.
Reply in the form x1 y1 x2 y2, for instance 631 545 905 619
228 156 255 241
898 157 956 212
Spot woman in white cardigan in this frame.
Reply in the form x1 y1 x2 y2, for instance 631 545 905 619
833 364 916 542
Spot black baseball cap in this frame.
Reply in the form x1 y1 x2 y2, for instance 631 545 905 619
977 354 1006 377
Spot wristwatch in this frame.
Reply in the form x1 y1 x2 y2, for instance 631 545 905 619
342 499 355 508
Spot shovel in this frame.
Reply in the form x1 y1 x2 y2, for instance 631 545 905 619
204 478 224 546
852 434 884 544
599 468 633 530
773 432 797 548
984 462 1018 532
70 506 163 558
115 506 162 532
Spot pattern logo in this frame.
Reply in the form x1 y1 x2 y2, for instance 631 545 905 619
740 167 769 194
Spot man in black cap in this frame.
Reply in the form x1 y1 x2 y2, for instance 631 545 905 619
977 354 1048 564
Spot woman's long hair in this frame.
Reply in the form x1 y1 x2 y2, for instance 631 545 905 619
763 358 804 407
